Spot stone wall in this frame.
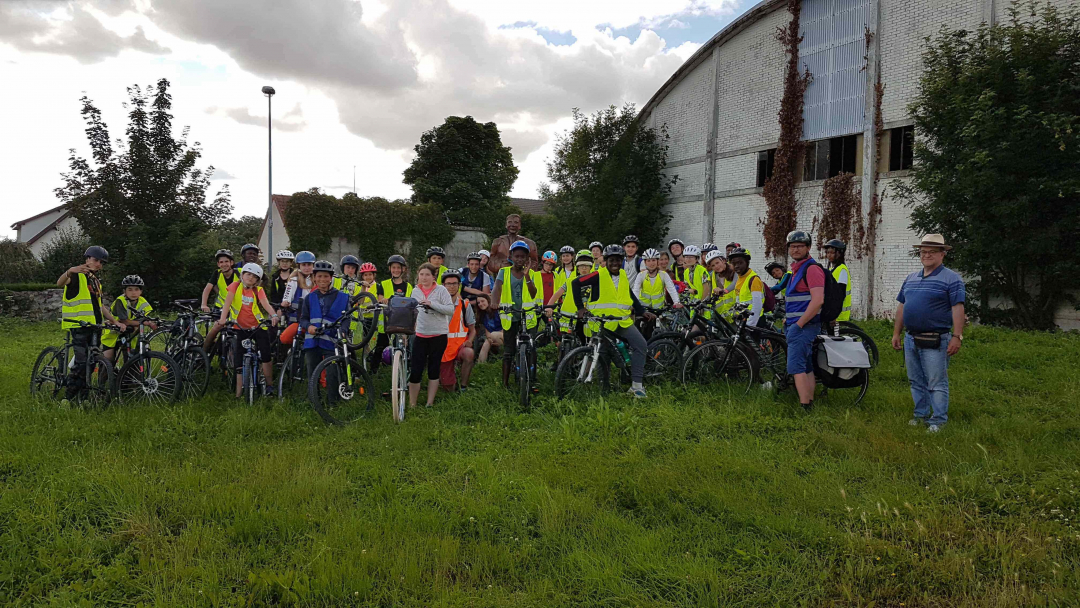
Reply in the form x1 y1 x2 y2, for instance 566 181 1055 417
0 289 65 322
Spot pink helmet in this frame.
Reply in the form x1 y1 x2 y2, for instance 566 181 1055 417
359 262 377 274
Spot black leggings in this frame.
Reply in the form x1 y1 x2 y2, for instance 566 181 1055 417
409 335 447 383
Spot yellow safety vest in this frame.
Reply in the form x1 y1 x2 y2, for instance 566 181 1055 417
588 267 634 331
714 273 737 319
229 285 266 323
435 265 449 283
638 272 667 308
101 296 153 348
61 273 102 330
832 264 852 321
683 265 709 299
498 267 540 331
214 269 239 310
557 271 579 332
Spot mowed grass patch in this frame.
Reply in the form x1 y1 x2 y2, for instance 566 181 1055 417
0 318 1077 606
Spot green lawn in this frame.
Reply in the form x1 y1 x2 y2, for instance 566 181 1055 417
0 319 1077 606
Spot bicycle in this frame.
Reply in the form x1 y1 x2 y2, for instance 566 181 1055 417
306 293 377 425
499 305 540 410
680 305 759 395
144 299 213 399
112 308 183 405
30 320 116 405
223 318 275 405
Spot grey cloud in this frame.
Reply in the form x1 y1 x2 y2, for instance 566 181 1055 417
211 169 237 180
206 103 307 132
500 129 551 161
0 1 168 63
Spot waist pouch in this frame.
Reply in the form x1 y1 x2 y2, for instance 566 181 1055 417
911 331 943 349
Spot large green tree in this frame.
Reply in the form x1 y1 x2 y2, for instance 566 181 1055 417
539 104 677 250
403 116 519 235
55 78 232 306
899 2 1080 329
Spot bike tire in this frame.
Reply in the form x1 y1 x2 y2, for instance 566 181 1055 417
680 340 755 395
85 354 115 406
391 350 407 423
117 351 183 405
518 347 531 410
350 292 380 351
554 345 611 400
644 338 683 382
244 357 257 406
838 325 879 368
308 356 375 425
277 350 306 402
818 368 870 407
30 346 66 400
176 345 210 399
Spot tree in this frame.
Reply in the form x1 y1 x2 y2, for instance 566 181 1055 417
55 78 232 306
38 228 93 287
0 239 44 284
898 2 1080 329
213 215 264 253
539 104 677 249
403 116 519 232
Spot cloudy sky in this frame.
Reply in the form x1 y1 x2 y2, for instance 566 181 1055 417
0 0 753 238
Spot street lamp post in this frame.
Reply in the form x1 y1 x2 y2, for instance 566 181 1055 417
262 85 276 274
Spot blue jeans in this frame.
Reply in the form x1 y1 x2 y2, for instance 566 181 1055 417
785 321 821 375
904 332 951 426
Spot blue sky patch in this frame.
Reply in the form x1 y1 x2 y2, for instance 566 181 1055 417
499 20 577 46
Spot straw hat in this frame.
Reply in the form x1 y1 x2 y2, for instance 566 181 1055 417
913 234 952 251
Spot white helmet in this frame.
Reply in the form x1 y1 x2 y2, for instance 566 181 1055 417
683 245 701 257
276 250 295 260
241 262 264 278
478 249 491 258
642 248 661 260
704 250 725 265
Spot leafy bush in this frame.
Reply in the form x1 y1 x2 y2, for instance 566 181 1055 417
38 227 92 286
0 239 44 284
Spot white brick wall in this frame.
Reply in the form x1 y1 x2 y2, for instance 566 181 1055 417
715 153 759 193
663 161 707 201
650 59 714 163
662 198 706 249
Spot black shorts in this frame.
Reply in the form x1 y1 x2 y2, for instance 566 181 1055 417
232 328 271 369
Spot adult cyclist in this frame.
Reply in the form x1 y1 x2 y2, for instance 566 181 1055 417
823 239 852 322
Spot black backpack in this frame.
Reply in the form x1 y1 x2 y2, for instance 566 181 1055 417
790 260 845 323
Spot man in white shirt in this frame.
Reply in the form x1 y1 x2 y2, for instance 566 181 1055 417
621 235 644 285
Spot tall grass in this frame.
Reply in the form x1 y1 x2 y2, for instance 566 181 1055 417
0 318 1077 606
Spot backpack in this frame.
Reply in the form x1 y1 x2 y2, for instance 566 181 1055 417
790 260 845 323
757 276 777 312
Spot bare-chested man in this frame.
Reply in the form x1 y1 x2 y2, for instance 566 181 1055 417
486 213 538 275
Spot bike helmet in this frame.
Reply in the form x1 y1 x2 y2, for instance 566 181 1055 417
241 262 263 278
683 245 701 257
382 347 393 366
704 250 725 265
576 249 593 264
313 260 335 274
726 241 742 250
466 251 482 262
440 270 462 284
641 248 661 260
668 238 685 249
240 243 259 255
602 244 625 259
387 254 407 267
478 249 490 258
215 248 233 261
426 246 445 258
542 251 557 263
276 249 294 260
622 235 639 246
727 247 751 261
589 241 603 250
84 245 109 263
359 262 377 274
702 242 717 252
295 250 316 264
340 254 360 270
559 245 575 255
764 261 786 273
786 230 812 246
824 238 847 251
509 240 530 254
121 274 144 287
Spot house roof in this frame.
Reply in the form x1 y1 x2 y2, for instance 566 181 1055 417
10 202 69 230
511 197 546 216
258 194 292 245
25 210 74 246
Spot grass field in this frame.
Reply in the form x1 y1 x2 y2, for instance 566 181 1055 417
1 319 1078 606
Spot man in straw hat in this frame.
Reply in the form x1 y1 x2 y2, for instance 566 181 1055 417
892 234 966 433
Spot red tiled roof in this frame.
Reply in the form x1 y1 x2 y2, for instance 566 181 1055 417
511 197 546 216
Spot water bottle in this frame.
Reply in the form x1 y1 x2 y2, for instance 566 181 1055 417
615 341 631 366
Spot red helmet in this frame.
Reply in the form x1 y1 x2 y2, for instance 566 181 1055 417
359 262 377 273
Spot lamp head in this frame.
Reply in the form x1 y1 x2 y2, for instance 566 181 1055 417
261 86 276 96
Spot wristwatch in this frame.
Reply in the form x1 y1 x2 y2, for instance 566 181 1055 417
953 334 963 342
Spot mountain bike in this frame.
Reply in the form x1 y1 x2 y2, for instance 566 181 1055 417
223 318 275 405
31 320 116 405
144 299 213 399
306 294 377 425
680 305 760 395
112 308 183 405
499 305 540 410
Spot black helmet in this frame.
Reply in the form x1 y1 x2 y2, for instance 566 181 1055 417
426 246 445 258
240 243 260 255
622 235 639 246
602 244 624 259
440 270 462 284
84 245 109 263
667 238 684 249
121 274 144 287
387 254 407 267
728 247 751 261
313 260 335 274
466 251 482 262
824 239 847 251
559 245 575 254
589 241 603 250
215 248 234 261
340 254 360 269
764 261 786 273
786 230 812 246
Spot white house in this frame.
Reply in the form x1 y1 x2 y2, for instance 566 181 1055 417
10 203 82 259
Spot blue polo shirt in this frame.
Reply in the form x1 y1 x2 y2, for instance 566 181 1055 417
897 265 965 333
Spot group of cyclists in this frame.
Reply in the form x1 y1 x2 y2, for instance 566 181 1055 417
49 228 860 414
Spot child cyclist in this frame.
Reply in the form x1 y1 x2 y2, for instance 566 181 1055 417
426 246 449 283
368 254 413 376
214 263 279 398
200 249 238 352
101 275 157 362
57 246 125 400
300 260 354 401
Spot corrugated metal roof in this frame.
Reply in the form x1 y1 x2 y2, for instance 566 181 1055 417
800 0 870 140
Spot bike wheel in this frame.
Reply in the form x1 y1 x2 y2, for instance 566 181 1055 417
750 334 789 392
85 354 115 406
117 352 182 405
518 348 531 410
643 338 682 382
818 368 870 407
838 325 879 368
244 358 257 406
681 340 755 395
277 350 307 402
351 292 379 350
391 349 407 423
554 345 611 400
308 356 375 425
176 346 209 399
30 346 67 400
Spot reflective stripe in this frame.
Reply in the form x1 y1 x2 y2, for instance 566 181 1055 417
588 267 634 331
588 303 631 311
309 317 323 324
447 331 468 338
61 311 92 319
65 298 93 307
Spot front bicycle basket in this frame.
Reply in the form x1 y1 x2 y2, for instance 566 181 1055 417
384 296 419 335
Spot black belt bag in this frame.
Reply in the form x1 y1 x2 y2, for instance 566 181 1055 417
911 331 943 349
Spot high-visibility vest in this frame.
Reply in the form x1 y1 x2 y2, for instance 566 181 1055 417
61 273 102 329
442 297 471 362
832 264 852 321
214 269 239 309
732 270 763 320
101 295 152 347
303 289 350 350
588 267 634 331
229 284 266 324
434 265 449 283
683 265 709 299
714 273 737 319
558 271 592 333
498 267 540 331
376 279 413 334
638 272 667 308
785 258 822 326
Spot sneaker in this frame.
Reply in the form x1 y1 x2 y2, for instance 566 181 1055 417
926 424 942 434
458 386 468 393
908 418 924 426
628 387 647 399
801 402 813 412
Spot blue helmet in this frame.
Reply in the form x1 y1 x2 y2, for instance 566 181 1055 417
295 251 316 264
509 240 530 254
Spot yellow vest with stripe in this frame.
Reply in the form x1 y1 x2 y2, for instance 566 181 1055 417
434 265 449 283
101 296 152 348
229 285 266 323
376 279 413 334
557 271 580 332
214 269 239 309
714 273 737 319
638 272 667 308
832 264 852 321
683 265 709 299
498 267 540 331
61 273 102 329
588 268 634 331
